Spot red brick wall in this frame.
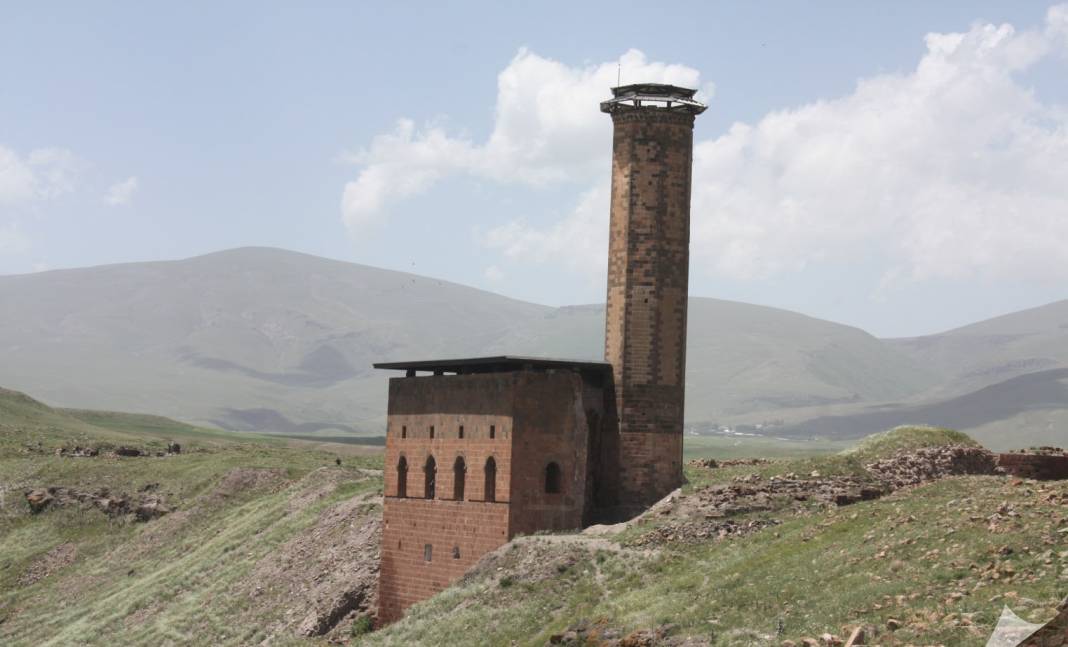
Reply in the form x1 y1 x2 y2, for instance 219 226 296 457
382 374 515 503
378 374 517 623
604 108 697 510
377 370 609 623
378 498 509 623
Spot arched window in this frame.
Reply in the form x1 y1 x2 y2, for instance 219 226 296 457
545 462 562 494
424 455 436 500
396 455 408 498
453 456 466 501
484 457 497 502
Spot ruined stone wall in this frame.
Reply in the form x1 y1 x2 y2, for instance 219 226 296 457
998 453 1068 481
604 108 697 509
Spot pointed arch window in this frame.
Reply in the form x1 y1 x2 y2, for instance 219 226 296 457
396 455 408 498
453 456 466 501
484 457 497 502
424 455 436 499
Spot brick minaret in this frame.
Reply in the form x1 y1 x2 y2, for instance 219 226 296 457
601 84 706 509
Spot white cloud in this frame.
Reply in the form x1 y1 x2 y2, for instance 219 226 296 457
340 48 705 233
345 6 1068 289
506 9 1068 287
483 264 505 283
0 145 77 206
480 182 610 279
689 9 1068 284
105 176 139 206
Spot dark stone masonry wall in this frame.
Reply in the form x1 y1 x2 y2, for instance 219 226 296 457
604 108 697 510
997 453 1068 481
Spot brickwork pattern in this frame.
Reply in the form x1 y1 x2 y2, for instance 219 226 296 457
510 372 592 534
604 108 698 508
378 499 509 623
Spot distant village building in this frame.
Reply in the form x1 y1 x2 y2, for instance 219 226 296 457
374 84 707 623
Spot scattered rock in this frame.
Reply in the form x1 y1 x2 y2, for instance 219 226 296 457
54 446 99 458
24 488 54 513
546 620 706 646
17 543 77 586
688 457 771 469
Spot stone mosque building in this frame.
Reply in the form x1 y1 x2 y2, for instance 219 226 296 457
374 84 707 623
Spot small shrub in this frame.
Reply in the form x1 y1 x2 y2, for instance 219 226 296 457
499 575 514 588
350 615 373 637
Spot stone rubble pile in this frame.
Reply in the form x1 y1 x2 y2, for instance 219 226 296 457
626 517 781 548
864 445 999 489
24 484 171 522
633 445 1003 548
687 457 771 469
624 473 881 547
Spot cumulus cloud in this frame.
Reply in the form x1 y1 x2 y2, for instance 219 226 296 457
340 48 705 233
479 182 610 279
345 5 1068 288
0 145 77 206
690 9 1068 284
105 176 139 206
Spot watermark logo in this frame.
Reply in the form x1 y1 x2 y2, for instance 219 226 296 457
986 601 1068 647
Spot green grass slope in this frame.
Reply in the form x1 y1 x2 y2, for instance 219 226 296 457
369 428 1068 647
0 387 384 646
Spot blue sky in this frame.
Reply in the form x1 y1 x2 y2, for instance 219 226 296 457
2 1 1066 337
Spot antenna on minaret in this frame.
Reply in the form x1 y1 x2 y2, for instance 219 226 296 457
617 62 621 87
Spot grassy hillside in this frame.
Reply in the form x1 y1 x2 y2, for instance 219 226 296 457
0 388 384 646
0 247 936 434
5 390 1065 645
369 428 1068 647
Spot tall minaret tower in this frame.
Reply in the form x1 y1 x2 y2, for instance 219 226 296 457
601 84 706 509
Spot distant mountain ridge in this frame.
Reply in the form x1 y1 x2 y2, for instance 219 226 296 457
0 247 1065 447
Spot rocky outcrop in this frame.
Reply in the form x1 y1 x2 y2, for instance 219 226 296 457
23 486 171 522
53 443 184 458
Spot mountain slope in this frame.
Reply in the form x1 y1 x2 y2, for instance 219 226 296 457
777 368 1068 450
0 247 935 432
887 299 1068 398
0 387 384 646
